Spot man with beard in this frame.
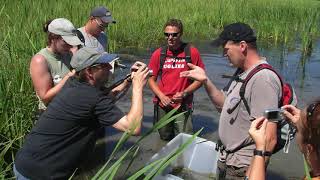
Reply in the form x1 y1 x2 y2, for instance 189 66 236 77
14 47 150 179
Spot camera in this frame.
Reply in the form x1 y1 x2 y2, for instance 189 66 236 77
132 64 153 75
264 108 283 122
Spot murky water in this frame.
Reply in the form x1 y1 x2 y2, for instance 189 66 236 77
87 40 320 180
170 166 216 180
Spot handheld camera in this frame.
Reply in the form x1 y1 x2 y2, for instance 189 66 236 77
263 108 283 122
133 63 153 75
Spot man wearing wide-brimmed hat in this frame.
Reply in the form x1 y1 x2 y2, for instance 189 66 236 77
14 47 149 180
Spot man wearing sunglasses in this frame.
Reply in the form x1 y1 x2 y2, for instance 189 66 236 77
148 19 205 141
180 23 281 180
14 47 150 179
78 6 116 53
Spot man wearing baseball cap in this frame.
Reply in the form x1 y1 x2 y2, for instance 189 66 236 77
14 47 150 179
180 22 280 179
78 6 123 95
78 6 116 52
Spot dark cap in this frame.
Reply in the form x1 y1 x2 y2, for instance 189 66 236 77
90 6 116 24
211 22 256 47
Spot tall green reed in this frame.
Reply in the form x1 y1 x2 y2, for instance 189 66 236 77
92 108 203 180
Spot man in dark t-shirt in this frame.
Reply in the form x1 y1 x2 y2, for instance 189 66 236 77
14 47 150 180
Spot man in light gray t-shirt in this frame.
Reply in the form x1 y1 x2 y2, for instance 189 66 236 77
78 26 107 53
78 6 116 53
180 23 280 180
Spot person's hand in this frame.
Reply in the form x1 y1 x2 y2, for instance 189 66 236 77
159 95 173 107
130 61 146 73
67 69 76 78
180 63 207 83
282 105 301 126
131 62 149 91
172 92 184 103
249 117 268 150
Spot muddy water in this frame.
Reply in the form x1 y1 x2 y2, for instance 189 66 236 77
83 40 320 180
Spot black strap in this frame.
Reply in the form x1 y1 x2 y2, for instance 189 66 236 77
222 68 243 92
239 64 284 115
158 43 191 79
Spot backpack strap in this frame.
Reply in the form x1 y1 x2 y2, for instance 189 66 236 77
184 43 192 64
158 43 191 79
239 64 284 115
222 68 244 92
158 45 167 78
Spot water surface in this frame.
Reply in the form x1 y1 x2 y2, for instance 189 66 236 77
90 40 320 180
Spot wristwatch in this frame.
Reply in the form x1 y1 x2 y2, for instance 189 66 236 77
264 151 272 157
253 149 265 157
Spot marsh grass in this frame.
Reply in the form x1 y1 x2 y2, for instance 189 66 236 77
1 0 320 178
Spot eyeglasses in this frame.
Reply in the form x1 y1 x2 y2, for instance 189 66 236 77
94 19 108 29
306 102 319 123
164 32 179 38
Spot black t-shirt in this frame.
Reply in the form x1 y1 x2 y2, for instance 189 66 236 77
15 77 124 180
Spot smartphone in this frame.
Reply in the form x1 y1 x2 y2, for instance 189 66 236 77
264 108 283 122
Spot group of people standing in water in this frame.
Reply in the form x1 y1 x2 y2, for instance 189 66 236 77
12 5 319 180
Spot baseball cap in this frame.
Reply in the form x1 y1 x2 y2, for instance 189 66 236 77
48 18 84 46
90 6 116 24
71 47 118 72
211 22 257 47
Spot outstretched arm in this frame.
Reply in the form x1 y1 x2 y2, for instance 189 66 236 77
180 63 225 110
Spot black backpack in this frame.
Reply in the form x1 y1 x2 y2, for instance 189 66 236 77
158 43 192 78
224 64 297 154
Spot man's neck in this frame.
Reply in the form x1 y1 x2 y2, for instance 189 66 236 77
168 42 183 52
243 51 262 71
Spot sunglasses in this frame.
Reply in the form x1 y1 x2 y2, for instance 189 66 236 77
164 32 179 38
94 19 108 29
306 102 319 123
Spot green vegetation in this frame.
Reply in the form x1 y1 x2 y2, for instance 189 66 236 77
92 108 203 179
1 0 320 178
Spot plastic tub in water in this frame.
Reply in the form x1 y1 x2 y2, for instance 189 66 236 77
148 133 218 180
